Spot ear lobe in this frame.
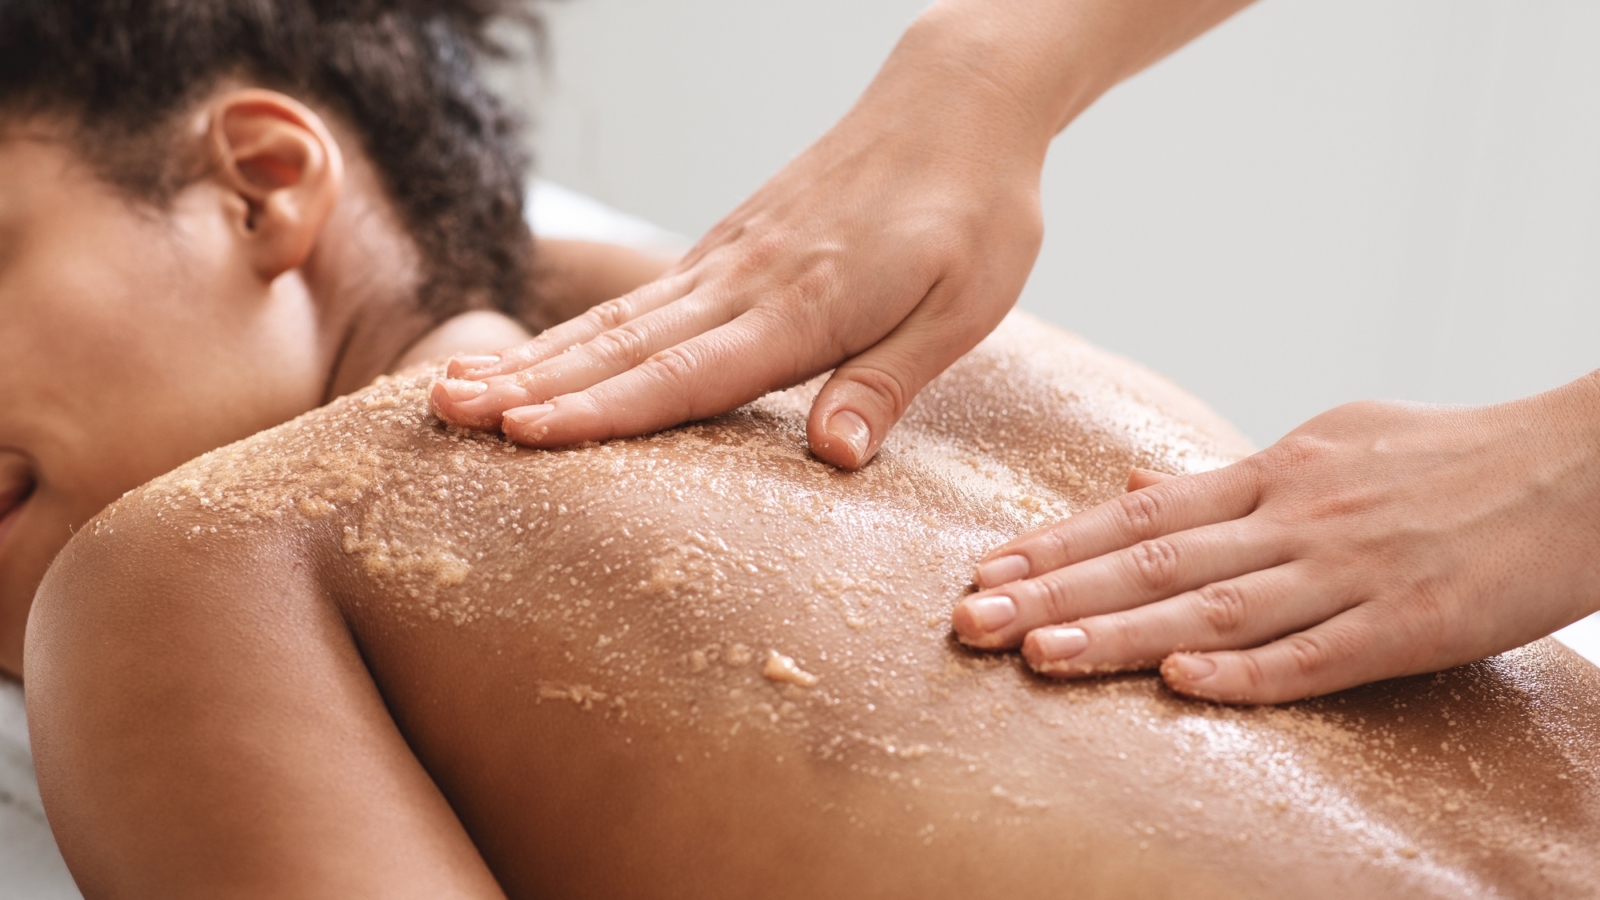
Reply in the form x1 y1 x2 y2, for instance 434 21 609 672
209 90 345 280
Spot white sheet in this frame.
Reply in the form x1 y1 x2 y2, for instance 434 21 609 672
0 681 79 897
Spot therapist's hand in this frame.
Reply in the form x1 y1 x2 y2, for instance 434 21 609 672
952 374 1600 704
430 0 1259 465
431 44 1045 468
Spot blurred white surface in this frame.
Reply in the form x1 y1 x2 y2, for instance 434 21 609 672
1554 614 1600 667
527 179 685 252
0 682 80 898
522 0 1600 447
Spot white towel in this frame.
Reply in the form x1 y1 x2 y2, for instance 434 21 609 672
526 180 687 254
0 680 80 898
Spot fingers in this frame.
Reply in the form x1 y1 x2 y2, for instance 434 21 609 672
971 464 1261 590
447 274 694 380
497 309 805 447
806 285 1002 469
1125 467 1173 492
952 520 1283 650
1160 601 1420 705
1019 561 1340 676
434 283 725 430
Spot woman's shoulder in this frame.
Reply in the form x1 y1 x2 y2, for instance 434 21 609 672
69 313 1257 621
105 309 1250 554
32 367 474 630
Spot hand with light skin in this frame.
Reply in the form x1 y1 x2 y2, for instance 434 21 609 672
431 0 1255 468
952 372 1600 704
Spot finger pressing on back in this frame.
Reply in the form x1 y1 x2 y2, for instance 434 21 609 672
972 463 1260 591
806 287 1002 470
435 284 721 430
1126 467 1175 492
446 273 694 379
953 519 1277 650
1159 602 1421 705
1020 560 1340 677
499 309 815 448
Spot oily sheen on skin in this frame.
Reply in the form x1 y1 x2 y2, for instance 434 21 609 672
30 313 1600 899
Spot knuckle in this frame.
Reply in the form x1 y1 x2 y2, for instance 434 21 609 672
740 231 788 272
1114 490 1165 540
1035 574 1078 624
1394 580 1454 665
639 345 704 409
1039 527 1073 567
1238 651 1275 696
1126 538 1181 592
1339 398 1409 422
644 343 699 383
791 254 842 301
1281 632 1330 678
1104 615 1151 661
1307 488 1370 522
589 326 652 367
1193 582 1249 638
585 298 633 332
838 364 912 419
1263 434 1339 477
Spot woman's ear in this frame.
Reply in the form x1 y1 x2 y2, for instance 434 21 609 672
207 90 345 282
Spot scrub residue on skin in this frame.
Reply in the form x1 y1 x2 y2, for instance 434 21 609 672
105 311 1600 899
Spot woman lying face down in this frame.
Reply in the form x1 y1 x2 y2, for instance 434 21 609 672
7 3 1600 897
27 312 1600 898
0 0 675 678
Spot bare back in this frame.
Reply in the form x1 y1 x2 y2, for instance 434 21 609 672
30 313 1600 899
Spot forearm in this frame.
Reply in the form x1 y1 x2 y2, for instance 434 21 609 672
433 0 1257 461
856 0 1257 160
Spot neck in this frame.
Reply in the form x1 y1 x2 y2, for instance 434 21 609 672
322 299 437 402
298 169 436 403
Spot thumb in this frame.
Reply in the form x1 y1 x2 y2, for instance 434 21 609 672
807 294 1005 470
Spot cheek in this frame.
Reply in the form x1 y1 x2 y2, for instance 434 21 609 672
9 203 326 566
19 247 222 490
0 493 78 676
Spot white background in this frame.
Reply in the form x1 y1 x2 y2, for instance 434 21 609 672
513 0 1600 447
503 0 1600 659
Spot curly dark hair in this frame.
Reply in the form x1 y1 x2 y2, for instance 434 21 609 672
0 0 541 321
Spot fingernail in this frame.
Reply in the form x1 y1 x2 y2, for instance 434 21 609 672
1165 654 1216 682
436 378 489 402
452 354 501 373
975 554 1029 588
502 404 554 426
957 594 1017 635
826 410 871 465
1031 627 1088 663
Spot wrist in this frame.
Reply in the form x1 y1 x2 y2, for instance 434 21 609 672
1520 370 1600 615
1536 368 1600 448
853 10 1070 169
885 0 1259 142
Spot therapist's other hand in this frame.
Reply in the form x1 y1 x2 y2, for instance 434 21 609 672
952 376 1600 704
431 29 1045 468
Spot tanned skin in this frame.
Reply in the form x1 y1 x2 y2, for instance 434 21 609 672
28 313 1600 900
0 95 671 678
